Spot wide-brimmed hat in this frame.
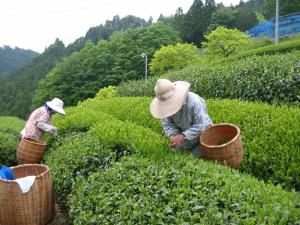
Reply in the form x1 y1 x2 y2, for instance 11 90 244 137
46 98 66 115
150 79 190 119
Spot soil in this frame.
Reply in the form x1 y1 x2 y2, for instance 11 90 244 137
48 202 69 225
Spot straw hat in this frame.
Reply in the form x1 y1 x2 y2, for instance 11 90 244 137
46 98 66 115
150 79 190 119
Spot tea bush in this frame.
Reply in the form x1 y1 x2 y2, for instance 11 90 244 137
117 51 300 105
0 116 25 132
223 39 300 62
45 96 299 223
0 116 25 166
0 132 20 166
47 109 171 206
69 156 300 225
78 97 162 133
52 106 170 158
44 132 123 206
77 97 300 190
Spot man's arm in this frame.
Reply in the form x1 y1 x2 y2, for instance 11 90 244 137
182 99 212 140
161 117 181 137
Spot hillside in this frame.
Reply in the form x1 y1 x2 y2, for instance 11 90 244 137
0 46 38 77
0 15 149 119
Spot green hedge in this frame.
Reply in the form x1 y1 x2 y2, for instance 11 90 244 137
78 97 162 133
52 109 171 159
117 51 300 105
73 97 300 190
45 96 300 224
222 39 300 62
0 116 25 166
0 116 25 132
69 156 300 225
44 132 122 206
47 109 171 207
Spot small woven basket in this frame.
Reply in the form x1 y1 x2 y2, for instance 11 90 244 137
0 164 55 225
17 138 46 164
200 123 243 168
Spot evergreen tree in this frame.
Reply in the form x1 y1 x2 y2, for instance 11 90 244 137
0 46 38 77
264 0 300 19
182 0 216 45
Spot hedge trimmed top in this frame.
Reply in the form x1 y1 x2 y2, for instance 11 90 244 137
117 51 300 106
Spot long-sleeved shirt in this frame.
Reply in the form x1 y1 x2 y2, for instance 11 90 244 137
21 106 52 140
161 92 212 150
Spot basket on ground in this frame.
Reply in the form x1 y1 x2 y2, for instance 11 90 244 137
17 138 46 164
200 123 243 168
0 164 55 225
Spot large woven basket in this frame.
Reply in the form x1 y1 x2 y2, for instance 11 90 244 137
200 123 243 168
0 164 55 225
17 138 46 164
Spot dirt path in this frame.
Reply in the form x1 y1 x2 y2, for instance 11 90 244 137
48 202 69 225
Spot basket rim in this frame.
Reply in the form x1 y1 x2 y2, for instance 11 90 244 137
200 123 240 148
22 137 46 146
0 164 50 184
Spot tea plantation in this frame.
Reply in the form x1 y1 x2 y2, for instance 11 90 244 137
1 96 299 223
46 95 300 224
0 49 300 224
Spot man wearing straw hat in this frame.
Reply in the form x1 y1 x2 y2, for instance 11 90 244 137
21 97 66 141
150 79 212 156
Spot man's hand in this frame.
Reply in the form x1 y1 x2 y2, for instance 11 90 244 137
170 134 185 149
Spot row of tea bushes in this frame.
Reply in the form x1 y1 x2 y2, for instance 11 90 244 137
46 110 172 206
117 51 300 105
71 97 300 191
77 97 162 134
0 116 25 132
0 116 24 166
44 132 119 206
69 156 300 224
46 97 299 224
222 39 300 63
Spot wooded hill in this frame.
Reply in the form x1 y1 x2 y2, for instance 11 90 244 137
0 46 38 77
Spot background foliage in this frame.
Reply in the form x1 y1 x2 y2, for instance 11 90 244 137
150 43 201 76
33 23 181 107
0 46 38 77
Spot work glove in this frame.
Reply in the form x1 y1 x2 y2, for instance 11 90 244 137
37 122 58 137
48 127 58 137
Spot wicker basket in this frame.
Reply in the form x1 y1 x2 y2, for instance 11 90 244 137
0 164 55 225
200 123 243 168
17 138 46 164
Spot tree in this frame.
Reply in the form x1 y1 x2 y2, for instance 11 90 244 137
203 26 253 57
206 7 237 33
0 15 151 117
264 0 300 19
0 46 38 77
170 8 185 37
182 0 216 45
150 43 200 76
33 23 181 107
84 15 148 44
0 39 66 118
206 4 258 33
234 4 258 31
